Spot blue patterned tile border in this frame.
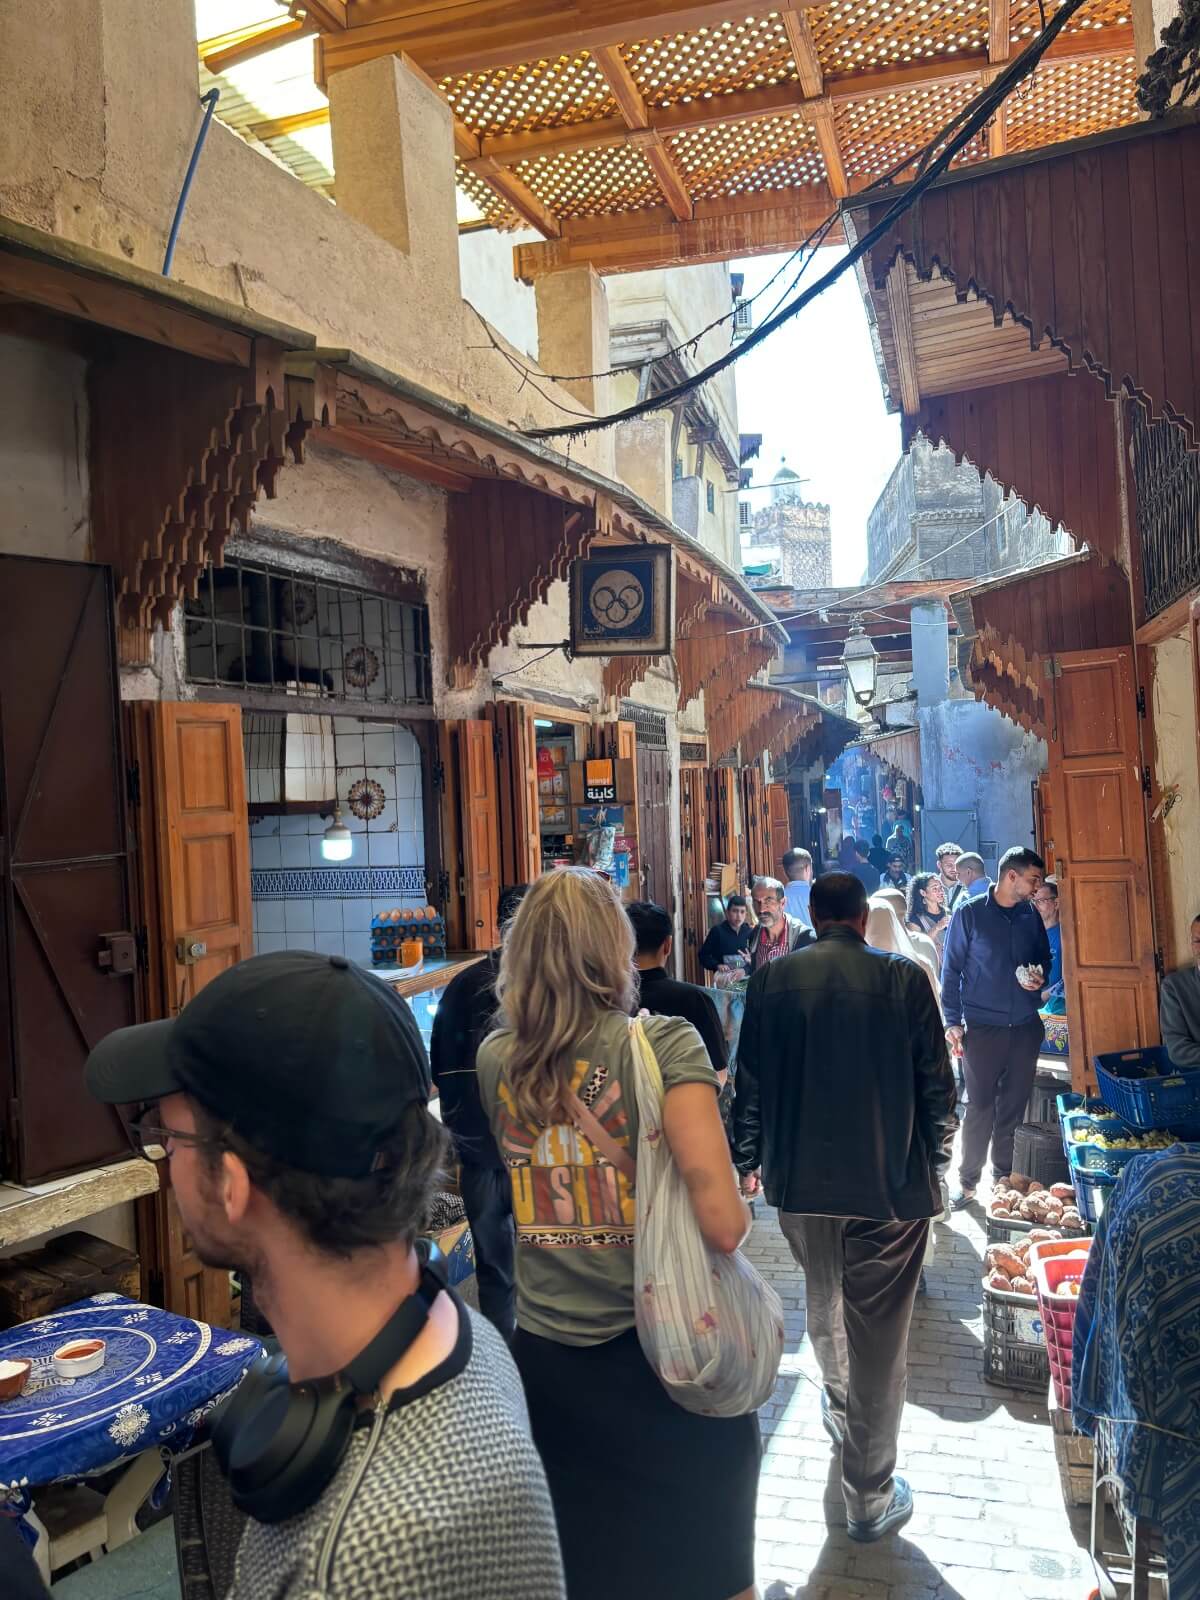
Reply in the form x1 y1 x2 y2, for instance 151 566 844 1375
252 867 425 899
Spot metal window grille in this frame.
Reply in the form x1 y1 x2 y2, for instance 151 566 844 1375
739 500 751 528
183 559 432 705
680 741 708 764
732 298 753 341
706 481 716 515
1131 402 1200 619
621 703 669 748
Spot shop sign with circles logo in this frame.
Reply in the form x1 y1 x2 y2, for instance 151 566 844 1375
569 545 674 657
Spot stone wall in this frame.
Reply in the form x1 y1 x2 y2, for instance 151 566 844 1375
749 500 832 588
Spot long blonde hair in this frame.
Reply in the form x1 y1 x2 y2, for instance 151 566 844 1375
496 867 637 1124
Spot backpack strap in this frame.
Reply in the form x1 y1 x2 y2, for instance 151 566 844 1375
568 1092 637 1184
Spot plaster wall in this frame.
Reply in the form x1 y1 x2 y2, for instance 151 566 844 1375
0 0 615 480
917 699 1044 873
459 228 540 360
0 333 89 562
1150 633 1200 969
614 413 673 519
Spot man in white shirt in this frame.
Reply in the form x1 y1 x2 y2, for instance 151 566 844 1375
782 848 814 927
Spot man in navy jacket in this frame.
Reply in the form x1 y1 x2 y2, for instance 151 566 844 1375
941 847 1051 1207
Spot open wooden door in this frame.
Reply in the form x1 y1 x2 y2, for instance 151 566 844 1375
458 720 501 950
133 701 253 1323
488 702 542 888
1032 772 1056 875
741 767 771 880
1047 647 1159 1092
766 782 791 880
679 768 710 984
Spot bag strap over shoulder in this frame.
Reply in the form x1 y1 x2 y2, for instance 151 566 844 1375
568 1092 637 1184
629 1015 665 1103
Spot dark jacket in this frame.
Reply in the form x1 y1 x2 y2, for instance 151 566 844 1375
636 966 728 1074
1160 965 1200 1067
940 888 1052 1028
429 951 505 1170
733 925 956 1220
697 918 753 973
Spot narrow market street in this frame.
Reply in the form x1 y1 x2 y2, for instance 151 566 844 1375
746 1192 1090 1600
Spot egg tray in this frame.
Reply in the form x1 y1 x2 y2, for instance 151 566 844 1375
370 914 446 965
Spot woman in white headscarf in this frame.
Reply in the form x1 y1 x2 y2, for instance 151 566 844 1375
865 894 949 1287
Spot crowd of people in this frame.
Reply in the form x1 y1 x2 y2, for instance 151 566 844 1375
56 826 1066 1600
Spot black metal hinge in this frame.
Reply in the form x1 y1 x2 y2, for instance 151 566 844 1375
1154 949 1166 980
431 757 445 794
126 761 141 808
493 729 503 759
1142 766 1153 797
1136 686 1147 719
437 869 452 904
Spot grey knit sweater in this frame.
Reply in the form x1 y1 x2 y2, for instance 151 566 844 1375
228 1300 564 1600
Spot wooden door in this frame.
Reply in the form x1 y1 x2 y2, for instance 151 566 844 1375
741 767 772 880
679 768 710 984
708 767 738 875
1047 647 1159 1091
488 702 542 887
767 783 792 881
134 701 253 1324
458 720 501 950
0 558 135 1182
1033 772 1056 875
636 743 672 917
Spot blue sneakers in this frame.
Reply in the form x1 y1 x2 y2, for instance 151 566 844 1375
846 1475 914 1543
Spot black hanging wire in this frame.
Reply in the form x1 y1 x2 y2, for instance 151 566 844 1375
524 0 1092 444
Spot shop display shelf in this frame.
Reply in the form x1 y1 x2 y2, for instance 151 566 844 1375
1095 1046 1200 1131
982 1283 1049 1394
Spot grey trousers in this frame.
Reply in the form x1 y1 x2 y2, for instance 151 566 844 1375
959 1019 1044 1189
780 1212 928 1523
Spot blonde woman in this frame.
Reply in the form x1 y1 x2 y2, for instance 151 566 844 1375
477 867 760 1600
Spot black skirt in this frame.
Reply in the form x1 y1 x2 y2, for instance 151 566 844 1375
512 1327 760 1600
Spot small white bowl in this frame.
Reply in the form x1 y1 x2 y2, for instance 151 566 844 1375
52 1338 107 1378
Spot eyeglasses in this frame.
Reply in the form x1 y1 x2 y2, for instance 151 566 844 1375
130 1112 226 1162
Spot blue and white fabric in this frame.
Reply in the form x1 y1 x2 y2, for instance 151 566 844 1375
0 1295 260 1493
1073 1146 1200 1598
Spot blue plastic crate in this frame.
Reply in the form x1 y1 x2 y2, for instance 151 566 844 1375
1067 1144 1117 1225
1094 1047 1200 1131
1057 1092 1121 1158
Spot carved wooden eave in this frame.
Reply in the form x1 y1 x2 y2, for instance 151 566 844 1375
90 339 318 654
905 371 1125 565
949 549 1132 738
284 347 784 685
850 113 1200 450
708 683 819 765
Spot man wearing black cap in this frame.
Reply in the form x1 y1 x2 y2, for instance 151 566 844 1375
86 951 564 1600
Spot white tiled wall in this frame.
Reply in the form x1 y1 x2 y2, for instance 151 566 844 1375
250 720 426 968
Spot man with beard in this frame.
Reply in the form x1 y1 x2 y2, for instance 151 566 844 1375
748 877 814 969
84 951 564 1600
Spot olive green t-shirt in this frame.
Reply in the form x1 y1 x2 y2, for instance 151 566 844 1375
476 1011 718 1346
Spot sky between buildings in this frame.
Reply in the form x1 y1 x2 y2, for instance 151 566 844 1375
733 249 902 585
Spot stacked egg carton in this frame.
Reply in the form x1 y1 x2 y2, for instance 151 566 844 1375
370 907 447 967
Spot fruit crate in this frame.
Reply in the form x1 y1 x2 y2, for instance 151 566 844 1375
1030 1239 1091 1408
1095 1046 1200 1131
982 1284 1049 1394
1067 1145 1117 1227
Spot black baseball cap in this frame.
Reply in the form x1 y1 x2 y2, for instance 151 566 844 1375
85 951 432 1179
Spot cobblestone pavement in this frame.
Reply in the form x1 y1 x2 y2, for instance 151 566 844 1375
744 1198 1094 1600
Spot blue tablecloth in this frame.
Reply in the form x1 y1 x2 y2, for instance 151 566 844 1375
0 1295 260 1494
1073 1147 1200 1598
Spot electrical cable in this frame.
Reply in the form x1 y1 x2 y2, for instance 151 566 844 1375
164 89 220 278
524 0 1089 444
491 644 569 684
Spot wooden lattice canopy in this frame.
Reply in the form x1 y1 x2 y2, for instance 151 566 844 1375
197 0 1139 276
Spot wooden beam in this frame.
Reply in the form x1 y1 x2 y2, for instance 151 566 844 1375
515 185 842 280
323 424 475 490
322 1 821 80
592 44 693 221
245 106 334 144
781 9 848 199
0 248 253 367
805 101 848 200
989 0 1012 65
884 262 920 415
781 8 824 100
463 156 561 237
199 16 316 74
292 0 347 27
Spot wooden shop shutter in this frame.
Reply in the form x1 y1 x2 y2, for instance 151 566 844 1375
766 783 792 881
1033 772 1056 876
0 557 135 1183
132 700 254 1325
457 720 501 951
1047 647 1159 1091
679 768 710 985
488 702 542 889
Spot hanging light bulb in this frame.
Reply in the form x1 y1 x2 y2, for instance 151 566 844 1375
321 806 353 862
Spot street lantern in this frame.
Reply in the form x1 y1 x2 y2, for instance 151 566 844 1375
841 616 878 708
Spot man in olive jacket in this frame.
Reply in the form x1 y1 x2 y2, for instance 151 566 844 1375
733 872 956 1545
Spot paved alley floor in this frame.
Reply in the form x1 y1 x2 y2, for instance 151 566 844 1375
745 1199 1094 1600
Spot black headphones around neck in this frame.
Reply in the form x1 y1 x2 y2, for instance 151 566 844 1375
210 1242 447 1524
